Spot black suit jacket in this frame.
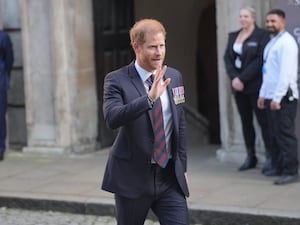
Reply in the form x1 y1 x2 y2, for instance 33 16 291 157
224 26 270 94
101 62 189 198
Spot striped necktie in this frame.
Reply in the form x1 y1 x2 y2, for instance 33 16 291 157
146 75 169 168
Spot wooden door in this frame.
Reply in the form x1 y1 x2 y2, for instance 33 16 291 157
92 0 134 147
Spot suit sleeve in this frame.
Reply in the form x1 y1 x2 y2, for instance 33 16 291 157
178 104 187 171
103 72 151 130
177 73 187 171
4 33 14 77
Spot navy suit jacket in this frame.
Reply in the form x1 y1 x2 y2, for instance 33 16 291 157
101 62 189 198
0 30 14 91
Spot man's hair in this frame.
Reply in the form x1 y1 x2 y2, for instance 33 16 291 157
267 9 286 19
129 19 166 46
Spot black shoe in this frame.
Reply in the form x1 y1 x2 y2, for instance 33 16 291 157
238 156 257 171
274 174 298 185
261 158 272 174
263 168 281 176
0 153 3 161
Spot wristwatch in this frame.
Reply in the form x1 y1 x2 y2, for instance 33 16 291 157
147 94 154 107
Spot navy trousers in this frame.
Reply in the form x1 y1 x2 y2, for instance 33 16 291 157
0 91 7 154
114 161 189 225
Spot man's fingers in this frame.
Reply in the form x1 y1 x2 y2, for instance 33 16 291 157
155 65 167 81
163 78 171 87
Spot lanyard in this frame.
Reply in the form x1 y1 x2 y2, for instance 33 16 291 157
263 31 286 63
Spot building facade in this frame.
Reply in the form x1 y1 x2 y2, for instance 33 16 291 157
2 0 300 165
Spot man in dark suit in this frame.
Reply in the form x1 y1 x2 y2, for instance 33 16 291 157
0 29 14 161
101 19 189 225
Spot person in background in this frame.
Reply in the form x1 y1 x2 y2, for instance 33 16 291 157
224 6 271 172
101 19 189 225
0 29 14 161
258 9 299 185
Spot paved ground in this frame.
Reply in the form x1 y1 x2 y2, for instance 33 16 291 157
0 207 118 225
0 207 176 225
0 142 300 224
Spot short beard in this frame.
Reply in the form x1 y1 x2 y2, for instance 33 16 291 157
268 28 279 36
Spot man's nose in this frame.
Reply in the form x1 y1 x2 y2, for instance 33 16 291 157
155 47 162 55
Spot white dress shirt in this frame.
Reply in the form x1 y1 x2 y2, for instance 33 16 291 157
135 61 173 156
259 31 299 103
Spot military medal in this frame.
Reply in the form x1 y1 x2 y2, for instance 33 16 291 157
172 86 185 104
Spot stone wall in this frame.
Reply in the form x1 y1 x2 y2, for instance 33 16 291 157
5 0 292 161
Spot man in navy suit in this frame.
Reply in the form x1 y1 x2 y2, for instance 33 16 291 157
101 19 189 225
0 30 14 161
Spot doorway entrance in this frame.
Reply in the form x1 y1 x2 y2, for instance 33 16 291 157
92 0 220 147
92 0 135 147
196 2 220 144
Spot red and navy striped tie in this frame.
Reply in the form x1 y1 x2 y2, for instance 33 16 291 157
146 75 169 168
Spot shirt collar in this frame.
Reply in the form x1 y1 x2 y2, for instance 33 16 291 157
134 61 156 82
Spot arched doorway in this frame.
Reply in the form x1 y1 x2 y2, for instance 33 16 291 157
196 3 220 144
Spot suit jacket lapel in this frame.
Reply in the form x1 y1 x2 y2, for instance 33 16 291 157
127 64 179 134
127 62 154 126
127 62 147 96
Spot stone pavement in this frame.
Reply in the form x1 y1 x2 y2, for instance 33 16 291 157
0 207 118 225
0 144 300 225
0 207 166 225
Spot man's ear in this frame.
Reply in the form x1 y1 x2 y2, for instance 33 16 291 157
132 41 139 52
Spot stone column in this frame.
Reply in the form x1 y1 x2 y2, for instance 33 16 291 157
215 0 276 164
22 0 98 154
2 0 26 150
